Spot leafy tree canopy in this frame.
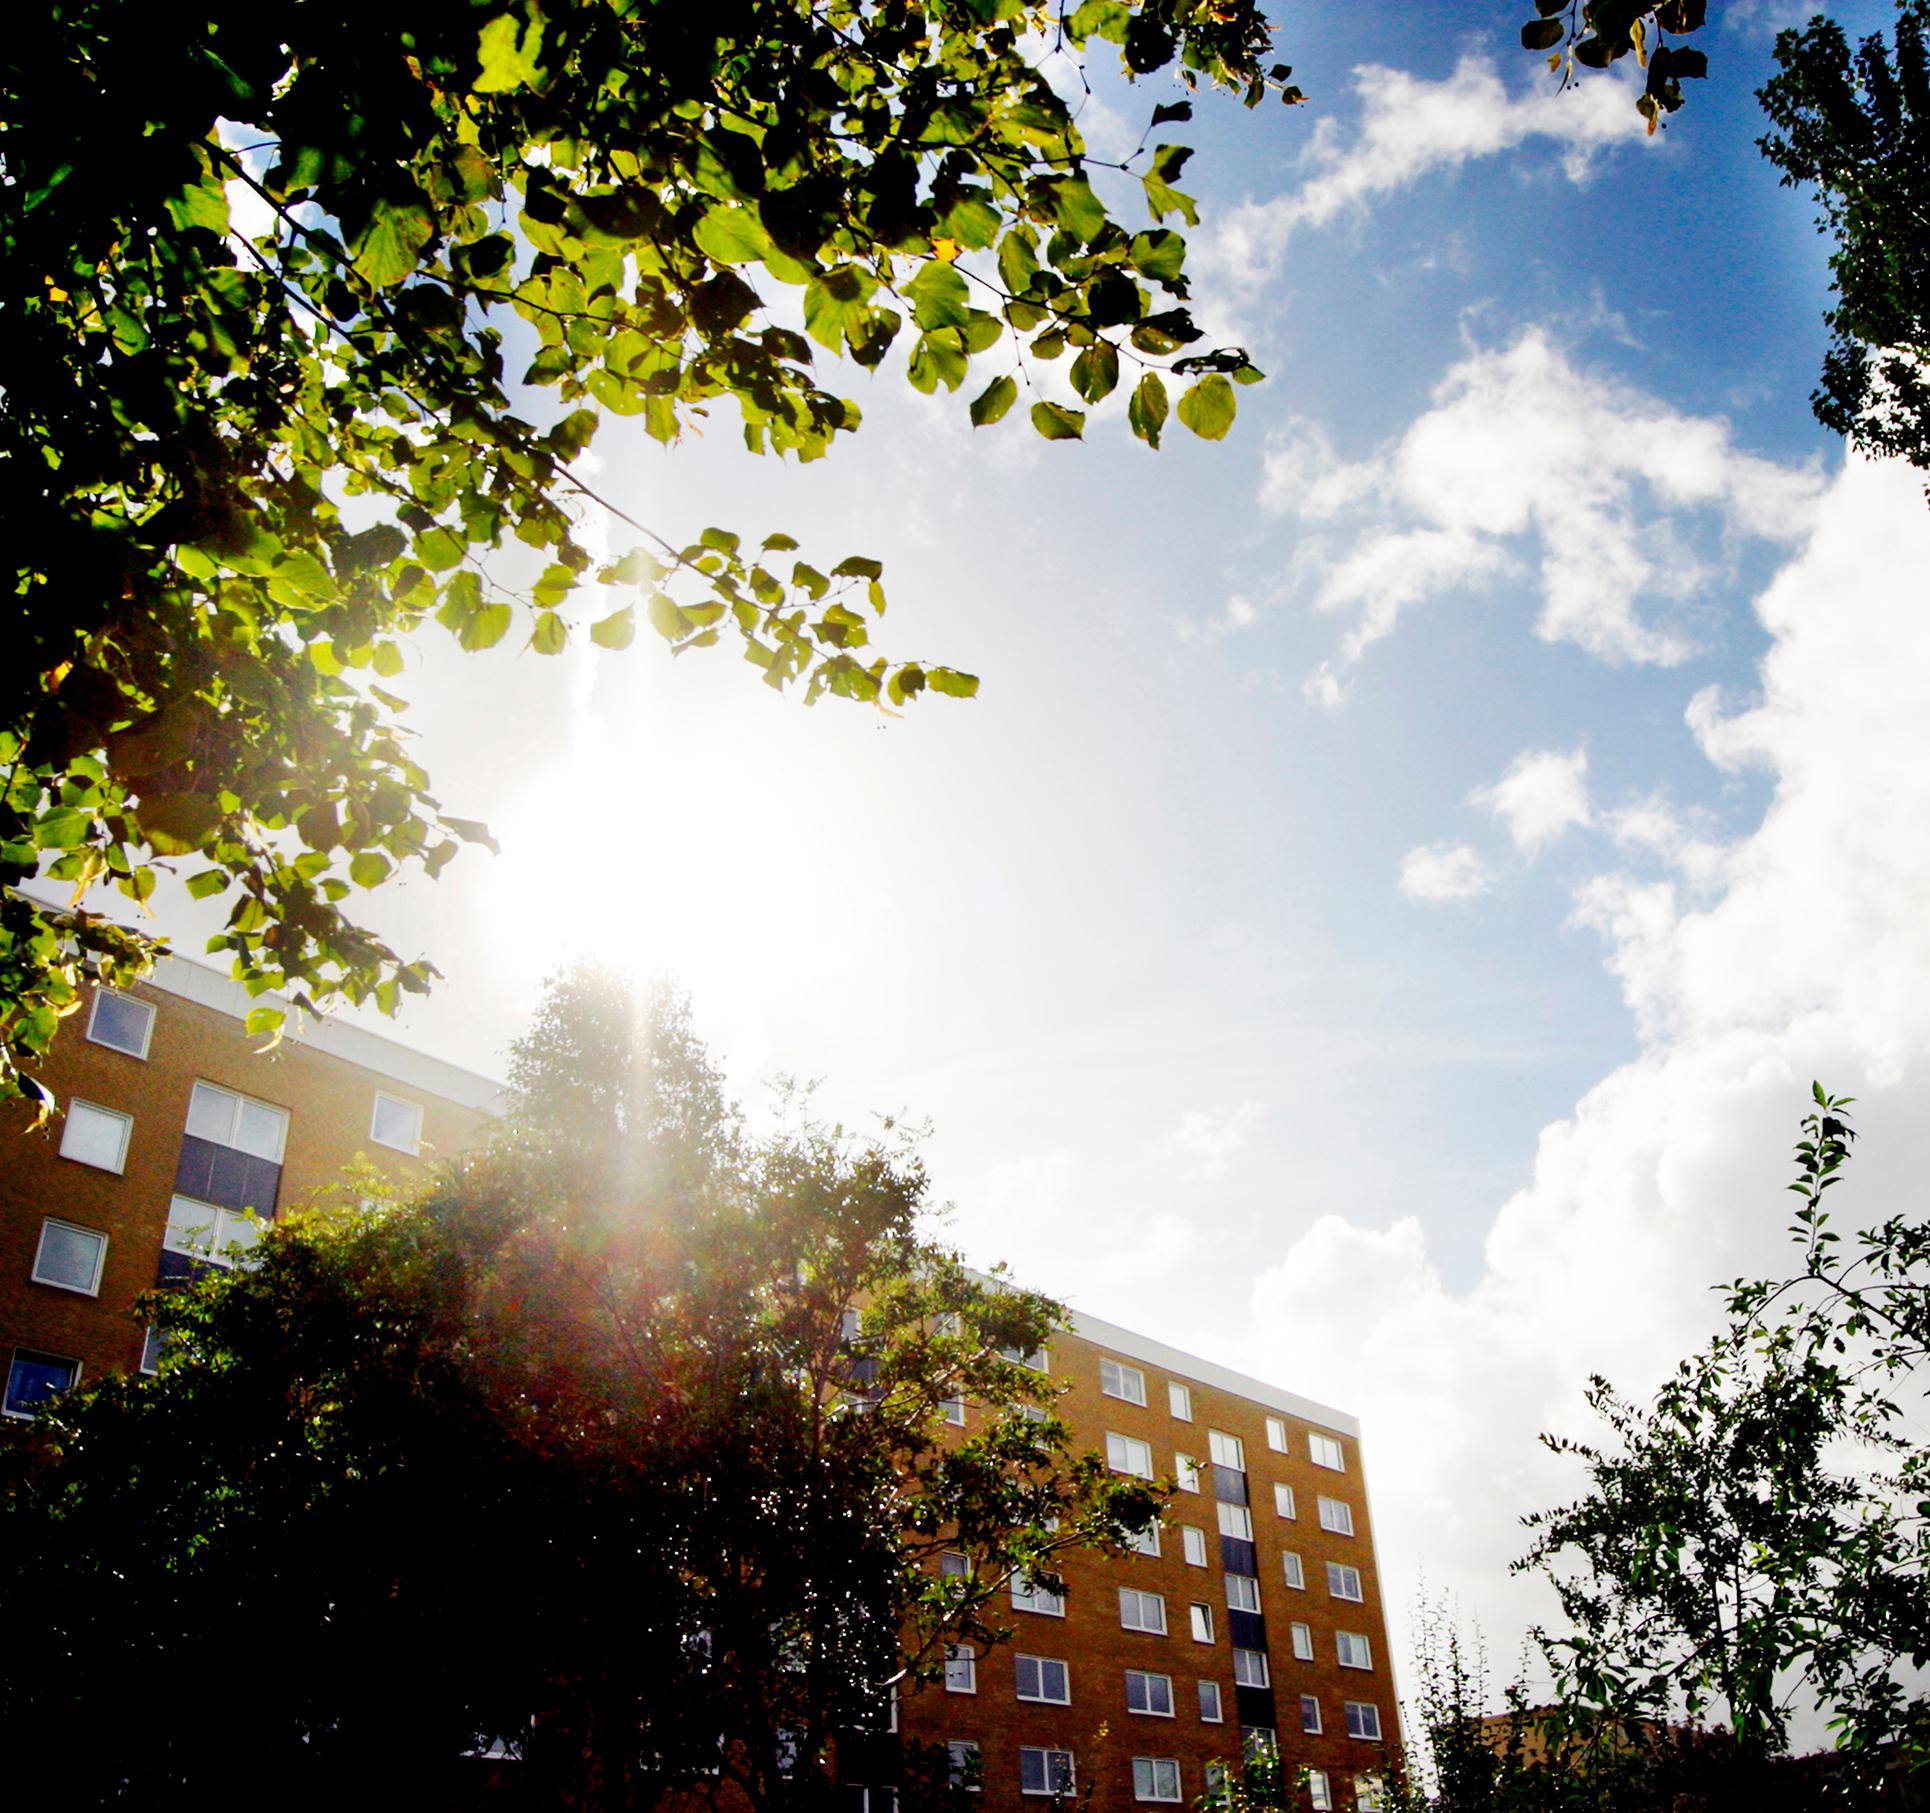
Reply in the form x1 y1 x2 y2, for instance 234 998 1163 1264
0 0 1297 1106
0 966 1163 1805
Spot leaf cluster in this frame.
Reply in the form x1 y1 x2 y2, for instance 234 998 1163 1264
1518 2 1709 132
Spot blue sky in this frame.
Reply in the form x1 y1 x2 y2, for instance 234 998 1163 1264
130 0 1930 1719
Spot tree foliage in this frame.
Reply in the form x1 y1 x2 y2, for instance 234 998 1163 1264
0 0 1298 1106
1759 1 1930 475
0 967 1161 1805
1517 1089 1930 1792
1515 3 1710 133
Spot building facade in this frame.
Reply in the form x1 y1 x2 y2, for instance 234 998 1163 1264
0 958 504 1416
905 1313 1395 1813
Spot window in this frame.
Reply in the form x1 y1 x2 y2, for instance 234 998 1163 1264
1181 1526 1208 1567
1355 1775 1386 1811
1308 1771 1333 1812
1132 1758 1182 1804
1290 1622 1314 1661
186 1081 288 1162
1318 1496 1355 1537
1274 1483 1297 1519
164 1195 262 1266
1020 1749 1075 1798
1107 1432 1154 1478
1207 1429 1245 1471
948 1742 981 1792
1337 1633 1373 1671
1198 1680 1223 1723
1265 1415 1289 1453
1224 1573 1260 1613
1310 1431 1346 1471
31 1220 107 1296
1168 1381 1193 1420
1345 1703 1383 1741
87 989 154 1059
1016 1401 1049 1424
1015 1656 1070 1704
59 1100 132 1173
1282 1552 1306 1590
1128 1521 1161 1559
1175 1453 1202 1492
1119 1588 1167 1634
1328 1562 1364 1602
941 1396 967 1426
370 1091 424 1154
1301 1695 1323 1734
5 1350 78 1418
139 1326 167 1375
1188 1603 1214 1644
1242 1729 1277 1762
1012 1576 1066 1617
1125 1670 1174 1716
1232 1649 1270 1689
945 1647 977 1694
1001 1343 1050 1371
1101 1359 1147 1405
1216 1501 1253 1542
941 1550 970 1581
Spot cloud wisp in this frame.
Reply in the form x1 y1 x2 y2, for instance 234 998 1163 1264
1399 842 1495 902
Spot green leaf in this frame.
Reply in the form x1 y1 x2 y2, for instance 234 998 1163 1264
140 794 222 854
648 591 685 643
693 205 775 267
1176 374 1236 441
474 13 547 93
1069 342 1119 404
1522 18 1565 51
970 374 1018 426
926 668 980 698
1127 372 1168 449
905 261 972 331
531 610 568 654
37 807 93 850
463 601 513 652
1030 401 1085 441
590 606 635 649
185 870 228 900
350 851 393 889
352 198 436 289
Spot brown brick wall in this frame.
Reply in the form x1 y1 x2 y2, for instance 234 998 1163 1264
903 1324 1396 1813
0 975 498 1395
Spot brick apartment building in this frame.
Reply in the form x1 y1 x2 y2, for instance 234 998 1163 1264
0 958 504 1412
904 1318 1395 1813
3 967 1396 1811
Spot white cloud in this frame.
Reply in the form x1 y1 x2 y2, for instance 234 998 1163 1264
1176 593 1260 646
1158 1101 1262 1180
1239 454 1930 1733
1400 842 1495 902
1197 56 1643 294
1264 329 1826 693
1473 747 1592 853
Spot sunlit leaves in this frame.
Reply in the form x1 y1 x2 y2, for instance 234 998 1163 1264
970 374 1018 426
1176 373 1236 440
1030 401 1085 440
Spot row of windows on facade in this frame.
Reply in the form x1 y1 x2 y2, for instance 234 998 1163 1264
1096 1359 1348 1476
1004 1557 1367 1624
1100 1432 1357 1540
935 1741 1383 1809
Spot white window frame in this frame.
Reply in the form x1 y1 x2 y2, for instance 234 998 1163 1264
1132 1757 1182 1804
370 1090 424 1155
1168 1381 1193 1421
1019 1748 1075 1797
1290 1622 1314 1661
1107 1432 1155 1479
1207 1429 1245 1471
948 1741 981 1791
1274 1483 1297 1519
1225 1572 1261 1613
1337 1632 1373 1671
1128 1520 1161 1559
4 1349 80 1419
1308 1770 1333 1812
139 1326 167 1376
941 1395 967 1426
1198 1680 1223 1723
1265 1415 1289 1453
1282 1552 1306 1590
1015 1655 1071 1705
1181 1526 1208 1567
163 1194 262 1267
1216 1500 1253 1542
1301 1694 1323 1735
1012 1575 1066 1617
1232 1648 1270 1689
86 989 154 1059
1328 1562 1364 1602
58 1100 132 1173
940 1549 970 1581
1175 1453 1202 1493
185 1081 288 1163
944 1646 977 1694
1101 1358 1147 1405
1001 1344 1050 1371
1119 1587 1168 1635
1345 1702 1383 1742
1125 1670 1175 1717
1188 1603 1214 1644
1318 1495 1356 1537
1310 1431 1346 1471
31 1219 107 1296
